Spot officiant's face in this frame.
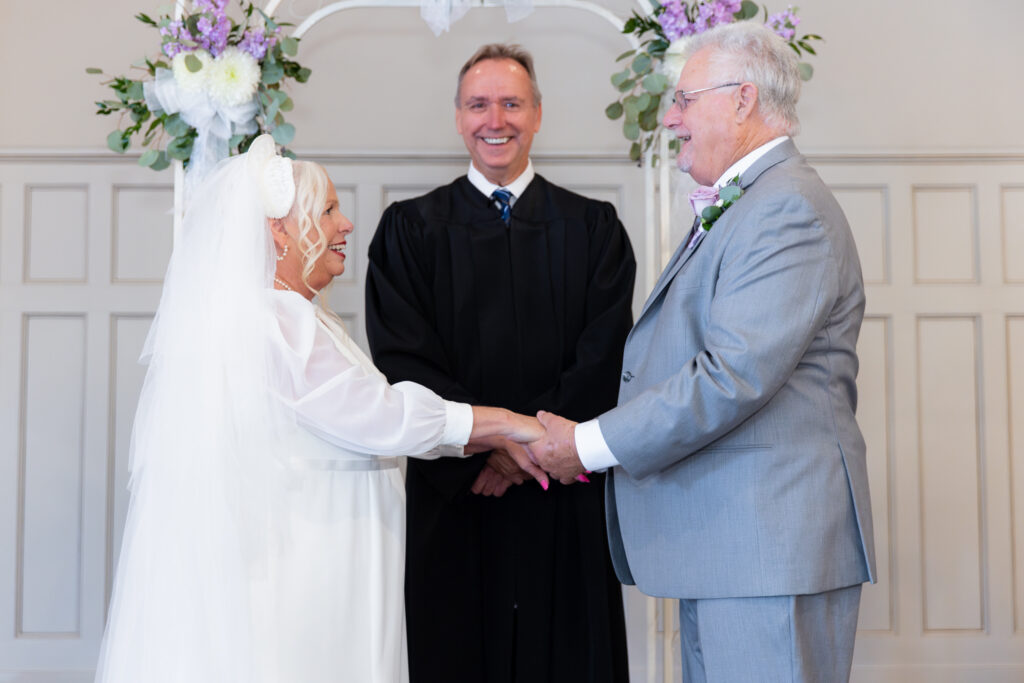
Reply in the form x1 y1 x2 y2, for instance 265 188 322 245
456 58 542 187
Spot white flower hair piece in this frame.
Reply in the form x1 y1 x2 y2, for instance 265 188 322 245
246 134 295 219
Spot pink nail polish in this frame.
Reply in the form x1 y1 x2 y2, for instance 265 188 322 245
541 479 549 491
575 474 591 484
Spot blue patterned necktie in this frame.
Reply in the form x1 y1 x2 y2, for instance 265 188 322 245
491 188 513 224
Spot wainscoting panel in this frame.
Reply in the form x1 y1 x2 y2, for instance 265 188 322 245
3 151 1024 681
18 315 87 637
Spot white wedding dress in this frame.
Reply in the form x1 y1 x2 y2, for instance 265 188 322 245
95 290 471 683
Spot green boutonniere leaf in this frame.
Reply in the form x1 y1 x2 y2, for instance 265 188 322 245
701 205 723 222
719 185 742 203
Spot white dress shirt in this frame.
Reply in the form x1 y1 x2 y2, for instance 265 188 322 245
467 160 536 208
575 137 790 472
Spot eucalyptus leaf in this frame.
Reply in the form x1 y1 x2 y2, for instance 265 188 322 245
271 123 295 145
642 73 669 95
262 61 285 85
279 97 294 112
126 81 145 100
228 134 244 149
86 67 103 74
629 142 641 162
163 113 190 138
719 185 742 202
631 54 651 75
167 135 193 160
615 49 636 62
623 120 640 141
799 42 817 56
605 101 624 120
150 151 171 171
639 108 659 131
618 77 637 93
296 67 312 83
636 92 651 111
623 99 640 124
610 68 631 88
702 205 723 221
138 149 159 167
281 37 299 57
185 53 203 73
265 97 282 125
106 130 128 153
798 62 813 81
737 0 758 20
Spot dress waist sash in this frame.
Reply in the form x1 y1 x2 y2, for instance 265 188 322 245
289 456 400 471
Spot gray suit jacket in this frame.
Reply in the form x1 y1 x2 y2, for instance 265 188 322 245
599 140 876 599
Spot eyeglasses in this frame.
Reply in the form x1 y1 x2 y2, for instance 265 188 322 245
671 83 741 112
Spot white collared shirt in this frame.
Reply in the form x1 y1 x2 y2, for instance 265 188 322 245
574 136 791 473
467 160 536 208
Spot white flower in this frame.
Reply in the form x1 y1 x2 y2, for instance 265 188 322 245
171 49 212 93
661 39 688 85
659 39 688 116
205 47 260 108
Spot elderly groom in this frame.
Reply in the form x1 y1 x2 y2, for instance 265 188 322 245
529 22 876 682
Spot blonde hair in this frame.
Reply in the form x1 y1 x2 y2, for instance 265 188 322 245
286 160 338 312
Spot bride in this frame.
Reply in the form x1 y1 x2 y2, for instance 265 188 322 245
94 135 546 683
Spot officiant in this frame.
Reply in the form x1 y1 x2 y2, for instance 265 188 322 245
366 43 633 683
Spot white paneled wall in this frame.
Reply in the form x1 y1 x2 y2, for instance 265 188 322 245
3 152 1024 682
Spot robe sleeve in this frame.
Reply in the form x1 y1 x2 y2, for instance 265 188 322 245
519 201 635 421
366 203 490 497
269 291 473 457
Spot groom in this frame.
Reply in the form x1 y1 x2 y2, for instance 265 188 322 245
529 22 876 682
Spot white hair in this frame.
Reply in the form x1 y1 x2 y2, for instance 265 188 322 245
683 21 802 135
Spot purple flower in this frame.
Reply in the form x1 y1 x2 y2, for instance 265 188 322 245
658 0 693 42
196 16 214 37
162 42 186 58
209 15 231 55
239 29 270 60
766 6 800 41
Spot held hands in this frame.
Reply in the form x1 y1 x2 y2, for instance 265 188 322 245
467 408 549 490
525 411 588 485
466 407 590 492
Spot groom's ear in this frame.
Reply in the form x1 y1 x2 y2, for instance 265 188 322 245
734 82 758 123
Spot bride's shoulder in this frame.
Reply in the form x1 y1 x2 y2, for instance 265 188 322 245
267 289 319 358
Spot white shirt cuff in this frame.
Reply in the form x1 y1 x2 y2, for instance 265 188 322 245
442 401 474 446
575 419 620 471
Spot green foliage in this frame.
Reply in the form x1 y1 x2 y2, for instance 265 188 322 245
607 4 823 165
89 1 310 172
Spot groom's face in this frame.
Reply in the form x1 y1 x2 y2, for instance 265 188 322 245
663 47 738 187
455 58 542 187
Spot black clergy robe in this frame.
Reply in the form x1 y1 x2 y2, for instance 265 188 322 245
366 174 634 683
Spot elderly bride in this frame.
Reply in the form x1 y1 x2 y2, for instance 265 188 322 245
94 135 546 683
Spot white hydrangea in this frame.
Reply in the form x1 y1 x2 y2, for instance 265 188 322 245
205 47 260 108
661 39 688 88
659 39 688 116
171 49 212 93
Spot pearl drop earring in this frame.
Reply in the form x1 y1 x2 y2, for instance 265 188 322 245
277 243 289 261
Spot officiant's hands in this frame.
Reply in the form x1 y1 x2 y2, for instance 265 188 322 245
526 411 588 485
471 447 530 497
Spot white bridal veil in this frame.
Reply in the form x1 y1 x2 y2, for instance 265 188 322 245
95 138 295 683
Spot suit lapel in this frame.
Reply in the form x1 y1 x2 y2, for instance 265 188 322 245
635 139 801 325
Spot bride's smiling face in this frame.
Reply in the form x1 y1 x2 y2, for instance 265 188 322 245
305 182 353 291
